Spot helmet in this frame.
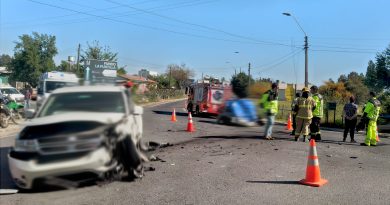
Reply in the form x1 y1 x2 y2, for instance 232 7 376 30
310 85 318 92
123 81 134 88
302 87 309 92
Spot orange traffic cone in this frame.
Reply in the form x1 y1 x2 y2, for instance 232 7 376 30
300 139 328 187
376 128 380 142
187 112 195 132
286 113 293 131
171 108 177 122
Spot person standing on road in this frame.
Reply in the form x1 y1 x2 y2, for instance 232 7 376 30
310 86 324 141
25 88 31 109
291 92 301 136
260 83 279 140
361 91 381 146
294 87 316 142
343 96 358 142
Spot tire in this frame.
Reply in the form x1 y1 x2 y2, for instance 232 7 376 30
117 137 144 180
11 111 23 124
0 113 9 128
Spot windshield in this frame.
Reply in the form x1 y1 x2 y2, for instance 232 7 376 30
45 81 78 93
1 88 21 95
38 92 125 117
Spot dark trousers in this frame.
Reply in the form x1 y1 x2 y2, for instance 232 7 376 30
291 114 297 135
343 118 357 141
310 117 321 140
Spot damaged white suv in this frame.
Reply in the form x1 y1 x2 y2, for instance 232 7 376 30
8 85 145 189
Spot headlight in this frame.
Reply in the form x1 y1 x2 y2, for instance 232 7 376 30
14 139 39 152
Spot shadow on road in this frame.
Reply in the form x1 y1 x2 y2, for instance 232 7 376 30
197 134 295 142
246 180 300 185
0 147 17 190
153 110 188 117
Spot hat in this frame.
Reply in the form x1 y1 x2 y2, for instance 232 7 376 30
302 87 309 92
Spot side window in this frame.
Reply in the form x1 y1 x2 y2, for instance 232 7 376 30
37 81 44 95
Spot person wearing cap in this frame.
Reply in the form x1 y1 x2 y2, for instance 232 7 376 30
343 95 358 142
361 91 381 146
310 85 324 141
259 83 279 140
293 87 316 142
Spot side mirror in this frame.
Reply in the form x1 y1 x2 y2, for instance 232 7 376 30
25 109 36 119
133 105 143 115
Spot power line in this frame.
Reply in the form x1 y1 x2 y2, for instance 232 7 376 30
105 0 297 48
309 49 378 54
256 49 304 73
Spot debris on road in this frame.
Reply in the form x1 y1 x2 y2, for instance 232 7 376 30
350 156 358 159
146 141 173 151
0 189 18 195
145 166 156 171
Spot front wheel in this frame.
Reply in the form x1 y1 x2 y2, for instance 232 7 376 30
10 110 23 124
0 113 9 128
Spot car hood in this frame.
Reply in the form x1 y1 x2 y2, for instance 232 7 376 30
25 112 125 127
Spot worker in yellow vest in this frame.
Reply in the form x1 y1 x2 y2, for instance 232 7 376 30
310 86 324 141
361 91 381 146
260 83 279 140
293 87 316 142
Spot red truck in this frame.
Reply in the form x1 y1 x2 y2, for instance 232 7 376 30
186 80 232 116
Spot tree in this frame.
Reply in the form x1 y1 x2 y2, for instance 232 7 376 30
0 54 13 67
231 72 254 98
56 60 72 72
9 32 57 87
365 60 377 91
81 40 118 62
319 81 351 104
166 64 194 89
344 72 369 104
117 67 127 75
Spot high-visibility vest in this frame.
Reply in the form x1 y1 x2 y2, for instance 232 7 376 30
364 98 381 122
260 90 278 115
296 96 315 119
312 93 323 118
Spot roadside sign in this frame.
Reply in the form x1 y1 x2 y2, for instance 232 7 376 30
83 59 118 83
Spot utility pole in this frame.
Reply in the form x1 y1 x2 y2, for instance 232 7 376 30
169 66 172 88
76 43 81 73
304 36 308 87
248 62 251 87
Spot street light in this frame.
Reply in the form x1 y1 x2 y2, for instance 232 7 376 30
283 12 309 87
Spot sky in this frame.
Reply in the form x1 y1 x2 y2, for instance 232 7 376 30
1 0 390 85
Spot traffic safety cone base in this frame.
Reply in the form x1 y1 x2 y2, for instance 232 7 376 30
187 112 195 132
300 139 328 187
286 113 293 131
171 108 177 122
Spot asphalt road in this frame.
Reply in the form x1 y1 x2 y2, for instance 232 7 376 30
1 100 390 205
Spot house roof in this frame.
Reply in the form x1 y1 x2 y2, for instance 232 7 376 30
118 74 157 84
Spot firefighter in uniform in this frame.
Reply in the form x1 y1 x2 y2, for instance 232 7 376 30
361 91 381 146
294 87 316 142
310 85 324 141
291 92 301 136
260 83 279 140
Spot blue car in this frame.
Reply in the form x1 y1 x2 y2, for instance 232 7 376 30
217 99 260 126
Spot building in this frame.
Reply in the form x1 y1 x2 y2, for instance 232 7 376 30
138 69 158 78
278 82 312 101
0 67 11 85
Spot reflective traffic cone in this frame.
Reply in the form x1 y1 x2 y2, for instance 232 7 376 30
376 128 380 142
171 108 177 122
187 112 195 132
286 113 293 131
300 139 328 187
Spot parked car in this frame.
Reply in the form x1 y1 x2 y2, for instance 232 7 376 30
8 85 146 189
378 114 390 133
0 86 25 105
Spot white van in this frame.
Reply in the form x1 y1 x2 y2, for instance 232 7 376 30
37 71 79 106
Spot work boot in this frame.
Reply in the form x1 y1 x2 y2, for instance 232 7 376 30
350 139 357 143
265 136 272 140
294 136 299 142
303 136 308 142
360 143 369 146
